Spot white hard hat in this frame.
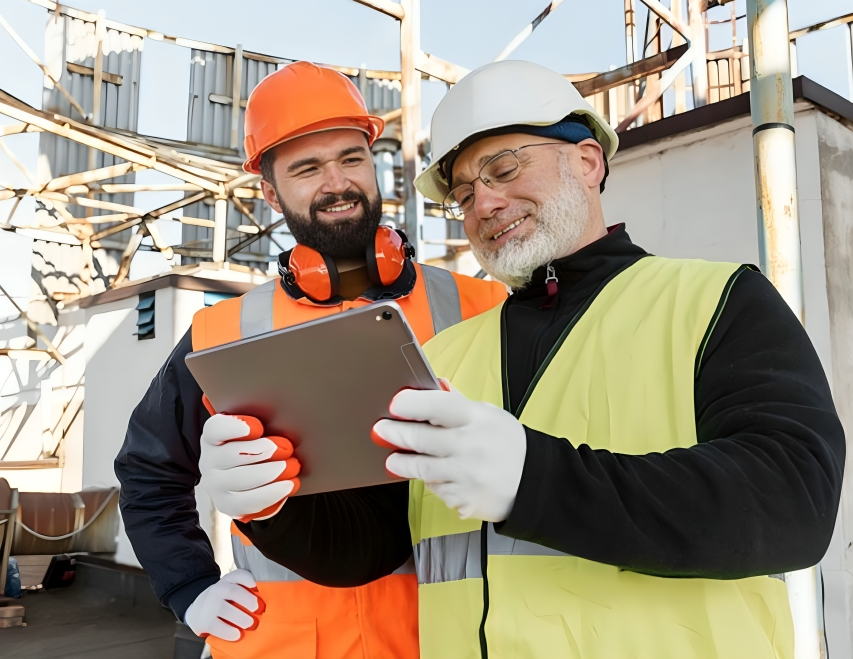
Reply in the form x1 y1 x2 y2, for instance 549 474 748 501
415 60 619 204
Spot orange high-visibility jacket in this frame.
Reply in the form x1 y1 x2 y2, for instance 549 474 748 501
191 263 506 659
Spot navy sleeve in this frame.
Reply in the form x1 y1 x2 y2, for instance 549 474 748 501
115 329 219 620
498 270 845 578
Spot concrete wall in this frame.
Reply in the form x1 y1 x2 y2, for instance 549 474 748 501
814 111 853 659
82 286 205 565
605 104 850 657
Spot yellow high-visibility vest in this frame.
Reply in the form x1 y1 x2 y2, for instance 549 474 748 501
411 256 794 659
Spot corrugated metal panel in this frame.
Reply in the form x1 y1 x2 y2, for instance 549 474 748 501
181 50 284 269
39 15 142 256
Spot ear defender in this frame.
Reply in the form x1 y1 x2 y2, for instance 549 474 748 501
367 226 410 286
287 243 339 302
281 227 414 302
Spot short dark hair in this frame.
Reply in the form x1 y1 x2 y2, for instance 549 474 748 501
259 149 277 188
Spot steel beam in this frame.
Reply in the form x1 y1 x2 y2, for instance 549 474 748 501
400 0 423 256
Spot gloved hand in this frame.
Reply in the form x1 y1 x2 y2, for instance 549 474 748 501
199 409 301 522
371 383 527 522
185 570 264 641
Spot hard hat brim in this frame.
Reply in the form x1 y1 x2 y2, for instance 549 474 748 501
244 115 385 174
415 109 618 203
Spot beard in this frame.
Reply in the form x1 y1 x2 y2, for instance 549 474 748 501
277 188 384 258
470 158 591 289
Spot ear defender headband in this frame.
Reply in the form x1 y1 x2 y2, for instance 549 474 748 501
280 226 414 302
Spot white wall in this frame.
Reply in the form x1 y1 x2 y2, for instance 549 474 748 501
82 286 205 565
814 111 853 659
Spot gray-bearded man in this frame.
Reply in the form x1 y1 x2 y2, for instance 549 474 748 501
223 60 844 659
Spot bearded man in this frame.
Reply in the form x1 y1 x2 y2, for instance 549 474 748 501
236 61 844 659
116 62 505 659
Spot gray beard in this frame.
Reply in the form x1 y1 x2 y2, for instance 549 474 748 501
470 159 591 289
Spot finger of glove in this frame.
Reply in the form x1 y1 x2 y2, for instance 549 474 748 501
264 436 294 461
273 457 300 481
216 480 294 519
372 419 456 456
386 452 451 483
217 582 260 615
221 569 256 589
202 414 264 446
205 437 280 470
202 394 217 416
211 461 291 493
214 602 254 632
389 389 471 428
203 618 243 642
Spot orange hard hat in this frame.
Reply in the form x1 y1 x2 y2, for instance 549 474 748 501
243 61 385 174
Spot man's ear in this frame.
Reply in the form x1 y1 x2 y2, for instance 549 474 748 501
576 140 606 191
260 179 283 214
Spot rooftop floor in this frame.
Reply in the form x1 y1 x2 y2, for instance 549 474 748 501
1 557 204 659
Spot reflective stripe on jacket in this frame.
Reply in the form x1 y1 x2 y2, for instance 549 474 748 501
192 263 507 659
412 256 794 659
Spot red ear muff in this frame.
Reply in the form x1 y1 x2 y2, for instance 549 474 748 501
367 226 407 286
288 244 339 302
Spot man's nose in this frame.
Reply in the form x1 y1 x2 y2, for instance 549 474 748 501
320 164 352 195
472 180 508 220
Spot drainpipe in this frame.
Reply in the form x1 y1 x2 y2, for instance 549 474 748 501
746 2 818 658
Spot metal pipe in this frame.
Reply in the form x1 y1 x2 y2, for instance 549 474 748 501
688 0 709 106
747 0 804 320
746 0 816 655
213 197 227 263
400 0 423 256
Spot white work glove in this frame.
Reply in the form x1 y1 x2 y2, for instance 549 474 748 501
185 570 264 641
199 411 301 523
371 383 527 522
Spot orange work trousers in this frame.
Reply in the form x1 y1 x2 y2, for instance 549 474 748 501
207 573 419 659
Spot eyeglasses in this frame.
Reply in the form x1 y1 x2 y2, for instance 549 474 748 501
442 143 564 219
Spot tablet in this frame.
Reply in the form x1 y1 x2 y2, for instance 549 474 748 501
184 301 439 496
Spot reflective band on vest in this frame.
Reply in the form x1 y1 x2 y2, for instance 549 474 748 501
413 256 794 659
239 279 276 338
420 265 462 335
414 525 568 585
233 536 417 583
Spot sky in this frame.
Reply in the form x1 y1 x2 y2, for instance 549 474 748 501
0 0 851 277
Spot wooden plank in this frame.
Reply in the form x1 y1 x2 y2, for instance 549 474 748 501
66 62 123 86
0 123 42 137
352 0 405 20
494 0 566 62
616 45 694 132
208 93 247 108
230 45 243 150
639 0 690 38
45 162 136 191
789 11 853 41
176 216 215 228
0 459 59 469
0 605 24 618
0 349 52 361
416 51 469 85
0 13 88 121
573 44 689 97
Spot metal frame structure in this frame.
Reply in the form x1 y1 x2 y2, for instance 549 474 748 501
0 0 843 297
